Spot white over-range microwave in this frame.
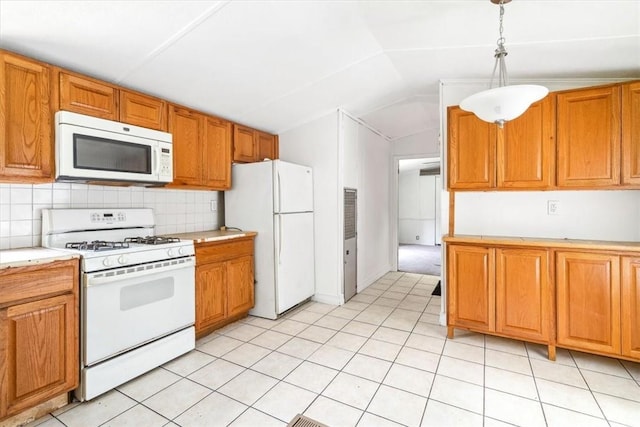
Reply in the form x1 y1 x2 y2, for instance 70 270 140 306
55 111 173 185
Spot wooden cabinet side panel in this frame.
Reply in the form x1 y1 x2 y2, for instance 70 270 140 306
3 294 77 417
195 262 227 333
621 257 640 359
58 72 117 120
203 117 232 189
498 96 555 188
119 91 167 131
556 252 621 354
227 256 255 318
447 107 496 189
447 245 495 332
622 82 640 185
0 53 52 182
233 125 257 163
496 248 550 341
556 86 621 187
168 106 203 187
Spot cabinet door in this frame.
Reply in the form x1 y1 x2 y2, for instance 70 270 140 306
203 117 232 189
58 72 117 120
447 107 496 189
227 255 254 318
0 294 77 418
496 248 550 341
621 257 640 359
556 252 620 354
0 53 52 182
557 86 621 187
168 106 203 186
497 96 555 189
195 262 227 334
257 131 277 161
119 91 167 131
622 82 640 185
233 125 257 163
447 245 495 332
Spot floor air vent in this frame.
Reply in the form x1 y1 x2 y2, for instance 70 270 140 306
287 414 329 427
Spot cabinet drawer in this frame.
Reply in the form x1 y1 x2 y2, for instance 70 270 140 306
195 238 254 264
0 259 78 306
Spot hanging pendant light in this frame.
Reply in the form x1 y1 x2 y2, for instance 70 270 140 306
460 0 548 128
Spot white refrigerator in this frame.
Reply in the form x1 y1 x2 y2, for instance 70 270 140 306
225 160 315 319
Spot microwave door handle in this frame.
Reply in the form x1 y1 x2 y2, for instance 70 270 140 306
152 146 160 176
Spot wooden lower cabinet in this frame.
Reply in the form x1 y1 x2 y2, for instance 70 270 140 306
447 245 495 332
447 244 555 359
556 251 621 355
496 248 551 342
0 259 79 421
622 257 640 359
195 236 255 337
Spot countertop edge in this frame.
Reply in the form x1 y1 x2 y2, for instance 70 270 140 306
0 248 80 270
164 230 258 244
443 234 640 252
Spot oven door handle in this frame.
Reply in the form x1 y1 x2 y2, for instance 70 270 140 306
85 258 195 287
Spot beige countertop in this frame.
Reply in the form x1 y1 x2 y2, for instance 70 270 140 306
0 247 79 270
443 234 640 252
165 230 257 244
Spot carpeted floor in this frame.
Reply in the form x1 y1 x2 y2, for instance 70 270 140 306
398 244 442 276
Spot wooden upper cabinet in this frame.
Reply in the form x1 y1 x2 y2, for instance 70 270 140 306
0 52 52 183
621 256 640 359
119 91 167 131
495 248 550 341
448 107 496 189
257 131 278 161
233 124 257 163
556 85 621 187
556 251 621 355
622 82 640 185
169 106 203 187
58 71 117 120
203 117 232 189
447 245 495 332
497 96 555 189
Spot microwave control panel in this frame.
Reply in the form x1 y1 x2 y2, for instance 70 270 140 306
158 144 173 179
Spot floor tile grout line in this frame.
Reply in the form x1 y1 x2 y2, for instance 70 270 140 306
570 348 614 424
522 340 548 427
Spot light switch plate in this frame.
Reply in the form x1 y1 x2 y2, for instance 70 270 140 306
210 201 217 212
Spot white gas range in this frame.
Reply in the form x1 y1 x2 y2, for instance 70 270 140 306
41 208 195 401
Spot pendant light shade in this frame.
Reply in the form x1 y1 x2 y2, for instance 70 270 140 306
460 0 548 127
460 84 549 126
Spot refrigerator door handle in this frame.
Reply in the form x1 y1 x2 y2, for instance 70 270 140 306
278 215 282 264
277 171 282 213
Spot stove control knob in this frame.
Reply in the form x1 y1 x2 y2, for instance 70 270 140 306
167 248 175 257
178 247 185 256
103 257 113 267
118 255 128 265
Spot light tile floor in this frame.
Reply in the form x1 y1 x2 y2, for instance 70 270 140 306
28 272 640 427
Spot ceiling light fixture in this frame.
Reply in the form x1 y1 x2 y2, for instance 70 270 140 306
460 0 548 128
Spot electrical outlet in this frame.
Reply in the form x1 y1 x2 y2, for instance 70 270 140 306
210 201 217 212
547 200 560 215
416 235 420 240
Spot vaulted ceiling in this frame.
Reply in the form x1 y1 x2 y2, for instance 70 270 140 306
1 1 638 141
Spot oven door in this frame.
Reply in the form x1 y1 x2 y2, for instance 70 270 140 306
83 257 195 366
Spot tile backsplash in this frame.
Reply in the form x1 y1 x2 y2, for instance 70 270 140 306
0 183 223 250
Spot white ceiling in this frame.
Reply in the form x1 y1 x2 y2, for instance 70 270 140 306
1 1 638 141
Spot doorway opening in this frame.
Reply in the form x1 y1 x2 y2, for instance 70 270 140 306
397 158 442 277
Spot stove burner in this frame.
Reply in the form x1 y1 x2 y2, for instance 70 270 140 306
65 240 130 251
124 236 181 245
